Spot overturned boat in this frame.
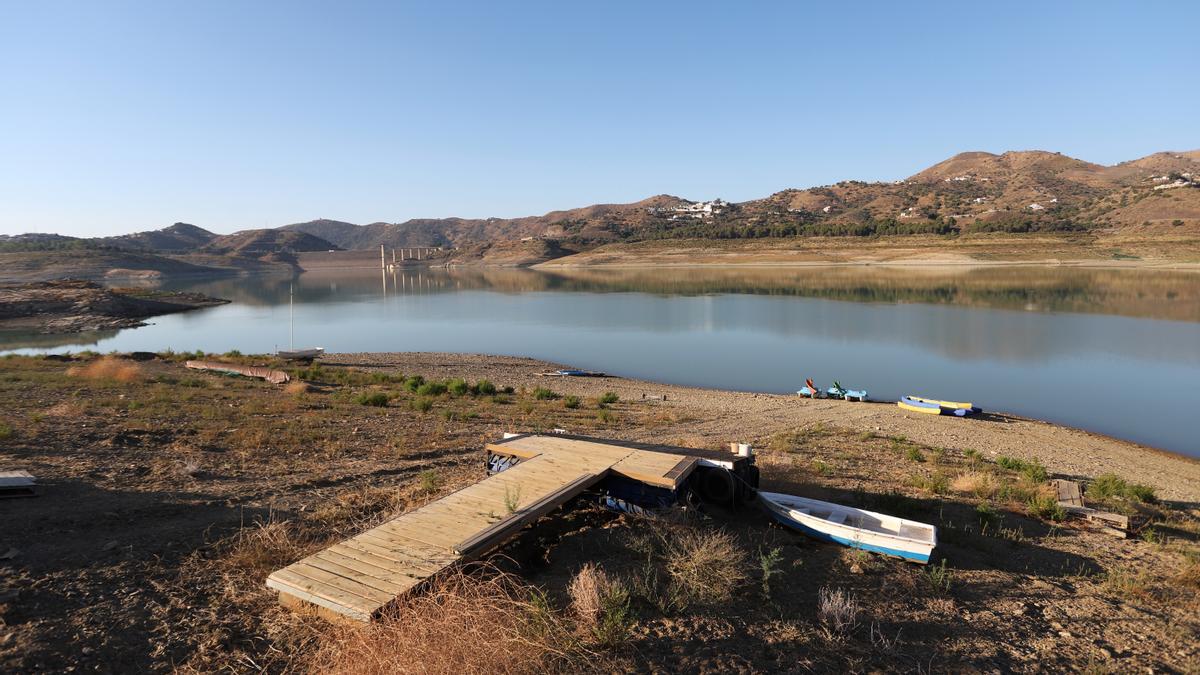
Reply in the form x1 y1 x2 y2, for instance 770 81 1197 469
758 491 937 564
898 395 981 416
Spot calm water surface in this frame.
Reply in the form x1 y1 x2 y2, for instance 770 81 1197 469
4 266 1199 457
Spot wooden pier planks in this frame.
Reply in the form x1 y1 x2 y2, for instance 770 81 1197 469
268 434 706 621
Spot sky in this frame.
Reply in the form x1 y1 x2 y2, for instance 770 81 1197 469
1 1 1197 237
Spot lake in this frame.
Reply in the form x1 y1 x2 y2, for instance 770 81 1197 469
3 265 1199 457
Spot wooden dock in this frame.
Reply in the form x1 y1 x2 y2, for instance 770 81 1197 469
266 434 702 621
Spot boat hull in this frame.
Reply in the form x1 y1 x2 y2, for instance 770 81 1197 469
898 395 980 416
759 492 936 564
277 348 324 360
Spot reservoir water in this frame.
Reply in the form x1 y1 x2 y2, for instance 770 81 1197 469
3 265 1199 457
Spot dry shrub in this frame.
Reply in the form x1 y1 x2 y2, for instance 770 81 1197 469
67 357 142 382
664 528 748 605
311 571 586 675
309 486 407 531
567 563 632 647
817 586 860 639
951 471 996 499
223 518 314 580
46 400 84 417
284 380 312 396
1177 556 1200 590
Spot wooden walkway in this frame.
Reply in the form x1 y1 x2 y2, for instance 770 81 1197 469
267 434 700 621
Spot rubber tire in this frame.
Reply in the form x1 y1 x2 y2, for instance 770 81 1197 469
697 468 736 506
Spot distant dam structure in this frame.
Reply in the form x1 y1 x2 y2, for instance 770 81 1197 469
296 246 445 271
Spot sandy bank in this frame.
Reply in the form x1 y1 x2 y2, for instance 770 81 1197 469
324 352 1200 504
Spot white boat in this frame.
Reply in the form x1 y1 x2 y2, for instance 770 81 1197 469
276 347 324 360
758 491 937 564
276 284 323 361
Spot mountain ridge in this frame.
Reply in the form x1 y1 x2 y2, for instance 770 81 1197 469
6 149 1198 253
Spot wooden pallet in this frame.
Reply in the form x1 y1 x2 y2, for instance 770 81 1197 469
1052 479 1129 538
268 434 701 621
0 471 36 499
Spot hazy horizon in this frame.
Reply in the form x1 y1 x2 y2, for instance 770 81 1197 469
2 1 1197 237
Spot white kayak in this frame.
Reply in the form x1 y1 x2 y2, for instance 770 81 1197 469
758 491 937 564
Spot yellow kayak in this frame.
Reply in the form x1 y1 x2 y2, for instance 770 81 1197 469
898 396 982 417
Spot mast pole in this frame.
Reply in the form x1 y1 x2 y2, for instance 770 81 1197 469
289 283 294 351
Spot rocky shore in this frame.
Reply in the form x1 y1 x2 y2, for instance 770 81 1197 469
0 279 228 335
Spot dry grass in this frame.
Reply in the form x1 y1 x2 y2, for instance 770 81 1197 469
567 563 633 647
67 357 142 382
284 380 312 396
311 571 588 675
952 471 997 499
817 587 860 639
664 528 748 605
567 563 610 630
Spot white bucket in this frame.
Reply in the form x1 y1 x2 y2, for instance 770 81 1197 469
736 443 753 458
502 432 519 439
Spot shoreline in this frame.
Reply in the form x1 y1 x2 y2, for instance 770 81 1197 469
323 351 1200 503
534 258 1200 271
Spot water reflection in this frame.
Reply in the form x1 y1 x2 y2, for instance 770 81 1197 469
4 265 1199 455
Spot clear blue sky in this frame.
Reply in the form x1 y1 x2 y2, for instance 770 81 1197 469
1 1 1196 237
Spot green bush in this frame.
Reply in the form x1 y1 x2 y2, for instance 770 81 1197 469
563 395 581 409
474 379 497 395
598 392 619 405
354 392 389 407
1087 473 1157 504
404 375 425 392
410 397 433 413
1026 494 1066 521
446 378 469 396
906 447 926 463
0 421 12 440
996 456 1049 483
416 381 448 397
532 387 559 401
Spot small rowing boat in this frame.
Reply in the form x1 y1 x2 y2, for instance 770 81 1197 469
759 491 937 564
898 395 981 416
536 369 607 377
276 347 325 360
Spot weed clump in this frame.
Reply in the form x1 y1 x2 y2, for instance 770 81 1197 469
1087 473 1158 504
567 563 632 647
532 387 559 401
563 395 581 409
1026 494 1066 521
817 587 860 639
355 391 389 407
312 572 585 674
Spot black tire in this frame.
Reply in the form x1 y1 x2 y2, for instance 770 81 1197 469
697 468 736 506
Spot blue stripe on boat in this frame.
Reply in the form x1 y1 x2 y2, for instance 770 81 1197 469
765 509 932 563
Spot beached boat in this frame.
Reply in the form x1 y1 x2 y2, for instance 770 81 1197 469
276 284 323 361
536 369 607 377
276 347 325 360
758 491 937 564
898 395 981 416
798 379 868 401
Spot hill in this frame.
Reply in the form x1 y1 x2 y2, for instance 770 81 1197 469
278 150 1200 252
202 228 339 257
5 148 1197 271
100 222 217 252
